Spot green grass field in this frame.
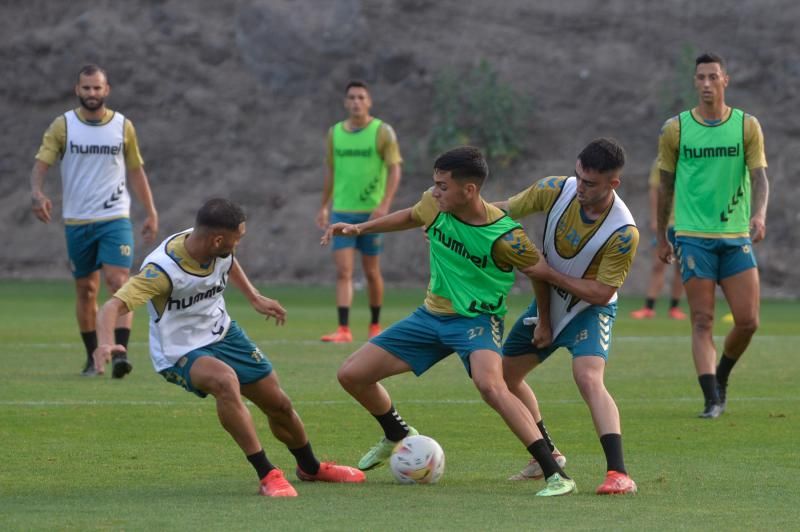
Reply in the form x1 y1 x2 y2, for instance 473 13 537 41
1 280 798 531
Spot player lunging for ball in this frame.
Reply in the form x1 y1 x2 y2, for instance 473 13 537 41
93 199 364 497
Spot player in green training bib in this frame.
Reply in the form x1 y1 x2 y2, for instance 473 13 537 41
656 52 770 419
316 81 403 344
322 146 577 497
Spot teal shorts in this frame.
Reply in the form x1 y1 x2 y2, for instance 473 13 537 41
503 301 617 361
370 306 504 377
159 321 273 398
675 235 757 283
331 211 383 255
64 218 134 278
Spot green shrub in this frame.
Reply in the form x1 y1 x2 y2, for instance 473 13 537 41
429 60 531 167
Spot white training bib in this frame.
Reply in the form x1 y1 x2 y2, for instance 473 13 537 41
542 177 635 337
61 110 130 220
142 230 233 372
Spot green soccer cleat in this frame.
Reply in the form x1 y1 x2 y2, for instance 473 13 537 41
536 473 577 497
357 426 418 471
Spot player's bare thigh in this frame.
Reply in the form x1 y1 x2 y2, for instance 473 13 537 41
719 268 760 325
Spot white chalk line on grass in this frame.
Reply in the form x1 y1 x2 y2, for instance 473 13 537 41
1 396 798 408
7 335 800 351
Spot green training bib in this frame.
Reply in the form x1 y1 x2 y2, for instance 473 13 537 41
332 119 387 212
427 212 520 317
675 108 750 234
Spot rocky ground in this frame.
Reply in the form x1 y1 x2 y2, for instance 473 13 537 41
1 0 798 297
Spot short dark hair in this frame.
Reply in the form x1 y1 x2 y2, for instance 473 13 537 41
578 138 626 173
695 52 725 71
196 198 246 231
77 64 108 83
345 80 369 94
433 146 489 185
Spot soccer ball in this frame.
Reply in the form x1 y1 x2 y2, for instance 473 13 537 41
390 434 445 484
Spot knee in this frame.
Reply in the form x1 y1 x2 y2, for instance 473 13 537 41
502 372 523 394
335 268 353 282
691 311 715 335
337 364 360 392
76 283 98 302
574 372 604 398
363 266 382 282
474 379 506 406
106 275 128 294
263 391 295 419
206 368 241 400
734 315 759 336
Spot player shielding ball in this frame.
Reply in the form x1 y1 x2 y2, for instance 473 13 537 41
93 199 364 497
323 146 577 497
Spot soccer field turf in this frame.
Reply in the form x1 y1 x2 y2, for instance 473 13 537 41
1 280 797 530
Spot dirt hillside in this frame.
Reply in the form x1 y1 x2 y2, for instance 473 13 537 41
1 0 798 297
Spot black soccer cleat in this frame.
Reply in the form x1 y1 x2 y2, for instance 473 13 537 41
717 379 728 413
80 361 98 377
111 352 133 379
698 400 723 419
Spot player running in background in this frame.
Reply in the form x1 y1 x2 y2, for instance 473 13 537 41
323 146 577 497
30 64 158 378
92 199 365 497
630 158 687 320
316 81 402 343
656 53 770 418
498 138 639 495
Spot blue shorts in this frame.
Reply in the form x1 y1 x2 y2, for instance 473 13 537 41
159 321 273 398
370 306 504 377
503 301 617 362
331 211 383 255
675 235 757 283
64 218 134 278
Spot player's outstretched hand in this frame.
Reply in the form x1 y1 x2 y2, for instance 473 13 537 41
320 223 360 246
93 344 127 375
252 295 287 326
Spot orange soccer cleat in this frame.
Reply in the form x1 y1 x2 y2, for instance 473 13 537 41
259 469 298 497
368 323 382 339
668 307 688 320
595 470 638 495
320 326 353 343
296 462 366 483
630 307 656 320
